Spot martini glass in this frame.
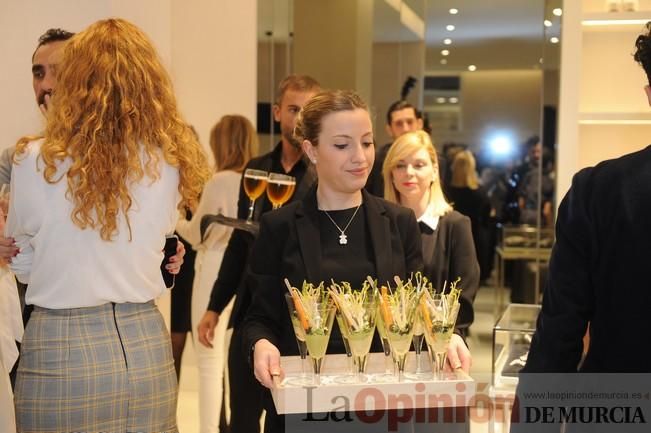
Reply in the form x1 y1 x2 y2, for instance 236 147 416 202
284 293 312 386
333 311 357 384
404 312 432 380
421 293 460 379
335 296 377 383
372 303 397 383
303 300 337 385
378 283 422 382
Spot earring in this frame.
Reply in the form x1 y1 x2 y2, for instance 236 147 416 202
311 158 317 164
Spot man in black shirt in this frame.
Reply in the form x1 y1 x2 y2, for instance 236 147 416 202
197 74 320 433
365 100 423 197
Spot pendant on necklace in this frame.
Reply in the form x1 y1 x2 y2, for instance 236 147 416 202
339 233 348 245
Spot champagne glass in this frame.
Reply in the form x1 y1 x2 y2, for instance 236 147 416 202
421 292 461 379
266 173 296 210
243 169 268 222
378 282 422 382
331 291 377 383
284 293 312 386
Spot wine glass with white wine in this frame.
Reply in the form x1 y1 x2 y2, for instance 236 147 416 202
243 169 268 222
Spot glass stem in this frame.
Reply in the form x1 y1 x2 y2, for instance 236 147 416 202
311 357 323 385
413 334 424 373
356 354 368 382
435 351 447 380
247 199 255 222
396 353 407 382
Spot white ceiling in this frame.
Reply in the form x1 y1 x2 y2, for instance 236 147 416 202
257 0 563 70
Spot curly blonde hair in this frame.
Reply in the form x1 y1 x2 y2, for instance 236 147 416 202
17 18 210 241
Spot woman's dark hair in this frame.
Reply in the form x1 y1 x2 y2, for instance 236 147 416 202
634 22 651 85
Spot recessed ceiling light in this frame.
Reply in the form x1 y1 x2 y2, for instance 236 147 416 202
449 97 459 103
550 36 559 44
449 8 459 15
553 8 562 16
468 65 477 72
446 25 455 31
436 97 446 104
441 49 450 56
440 59 448 65
443 38 452 45
544 20 552 27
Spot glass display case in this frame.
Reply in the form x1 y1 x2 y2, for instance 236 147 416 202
492 303 541 391
494 226 554 316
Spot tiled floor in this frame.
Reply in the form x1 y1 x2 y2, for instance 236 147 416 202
171 284 509 433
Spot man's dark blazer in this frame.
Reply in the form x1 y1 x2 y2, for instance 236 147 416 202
207 143 316 329
241 188 423 358
523 145 651 374
422 210 479 337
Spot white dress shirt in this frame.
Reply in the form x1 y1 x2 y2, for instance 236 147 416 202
5 139 180 309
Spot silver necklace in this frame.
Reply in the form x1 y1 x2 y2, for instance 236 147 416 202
322 204 362 245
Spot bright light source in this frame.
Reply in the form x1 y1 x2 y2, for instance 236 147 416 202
550 37 559 44
436 97 446 104
468 65 477 72
449 97 459 103
449 8 459 15
446 24 455 31
544 20 552 27
489 134 515 156
444 38 452 45
553 8 562 16
441 49 450 56
440 59 448 65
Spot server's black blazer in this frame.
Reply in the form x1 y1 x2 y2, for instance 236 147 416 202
241 188 423 357
422 210 480 336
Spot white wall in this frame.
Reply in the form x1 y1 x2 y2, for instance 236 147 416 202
0 0 257 156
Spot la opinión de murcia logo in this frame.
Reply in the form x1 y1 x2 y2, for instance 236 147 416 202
523 406 647 424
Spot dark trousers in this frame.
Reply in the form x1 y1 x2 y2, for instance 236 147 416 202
228 326 264 433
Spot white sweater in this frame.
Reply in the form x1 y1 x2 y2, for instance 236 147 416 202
6 139 180 309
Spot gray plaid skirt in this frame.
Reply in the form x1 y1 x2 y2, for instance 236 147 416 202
14 301 178 433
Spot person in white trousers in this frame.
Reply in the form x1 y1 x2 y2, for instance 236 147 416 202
176 115 258 433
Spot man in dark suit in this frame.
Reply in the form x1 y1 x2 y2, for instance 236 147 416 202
365 100 423 197
511 23 651 433
196 74 320 433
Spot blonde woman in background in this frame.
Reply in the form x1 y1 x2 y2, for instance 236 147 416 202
447 150 492 282
176 115 257 433
383 130 477 370
7 18 210 433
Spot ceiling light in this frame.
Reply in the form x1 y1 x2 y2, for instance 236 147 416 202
449 8 459 15
553 8 562 16
436 97 446 104
440 59 448 65
468 65 477 72
446 25 455 31
544 20 552 27
441 49 450 56
444 38 452 45
550 37 559 44
449 97 459 103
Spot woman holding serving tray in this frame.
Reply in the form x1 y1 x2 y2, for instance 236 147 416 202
241 90 423 432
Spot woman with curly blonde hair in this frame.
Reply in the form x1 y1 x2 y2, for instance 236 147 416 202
7 18 210 433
